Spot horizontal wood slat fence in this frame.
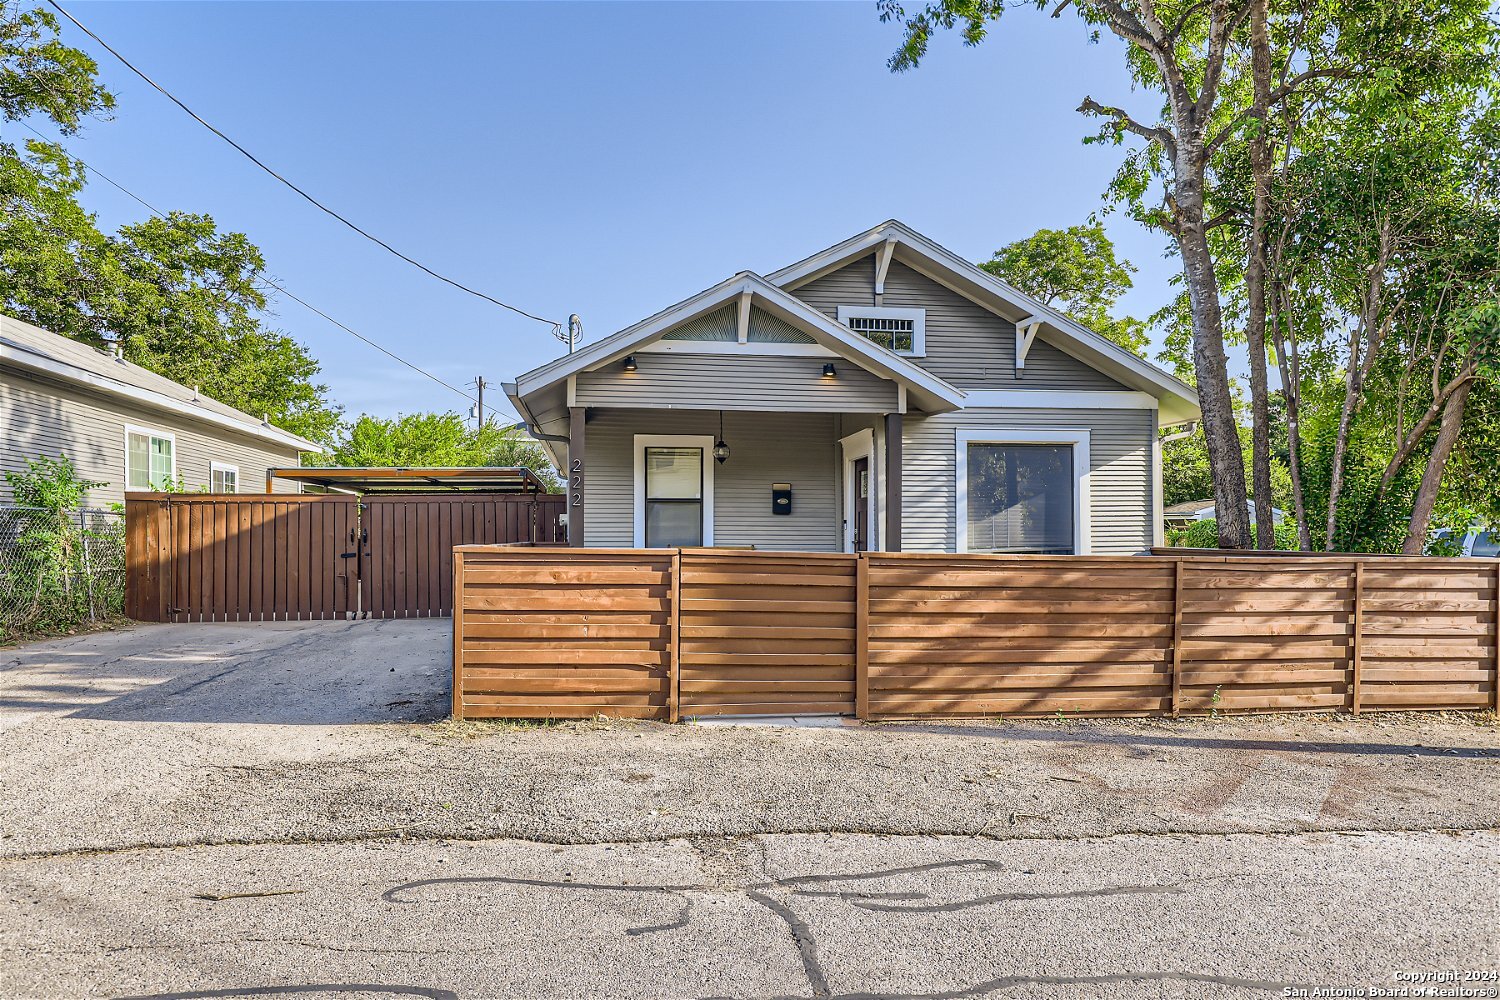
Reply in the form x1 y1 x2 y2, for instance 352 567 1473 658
453 548 1499 721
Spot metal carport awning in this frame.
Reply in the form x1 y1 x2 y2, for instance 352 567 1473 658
266 466 550 494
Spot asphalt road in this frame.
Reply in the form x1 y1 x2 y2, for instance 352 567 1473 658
2 621 1498 999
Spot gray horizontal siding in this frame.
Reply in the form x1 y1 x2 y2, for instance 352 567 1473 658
575 353 896 413
902 407 1155 555
583 408 839 551
2 371 306 505
790 256 1127 392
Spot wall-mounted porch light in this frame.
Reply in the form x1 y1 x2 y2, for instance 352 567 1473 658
622 355 638 372
822 362 837 378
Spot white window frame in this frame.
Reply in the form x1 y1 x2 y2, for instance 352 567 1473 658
124 424 177 492
955 428 1091 555
210 461 240 494
836 305 926 357
633 434 715 547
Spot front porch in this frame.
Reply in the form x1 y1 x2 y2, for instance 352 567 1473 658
565 406 902 553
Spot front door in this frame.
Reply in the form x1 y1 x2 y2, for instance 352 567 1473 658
852 456 870 552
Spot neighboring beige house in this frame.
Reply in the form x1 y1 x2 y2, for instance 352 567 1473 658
506 220 1201 555
1 313 321 505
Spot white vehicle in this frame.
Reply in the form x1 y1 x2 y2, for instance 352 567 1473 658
1429 527 1498 557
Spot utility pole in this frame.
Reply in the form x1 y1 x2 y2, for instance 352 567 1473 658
474 376 486 427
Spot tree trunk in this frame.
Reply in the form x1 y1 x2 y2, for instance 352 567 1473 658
1175 164 1252 550
1270 286 1313 549
1325 240 1390 550
1401 379 1472 554
1244 0 1276 549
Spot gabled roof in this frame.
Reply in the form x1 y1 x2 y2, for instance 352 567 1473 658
768 220 1201 425
0 313 322 453
512 271 967 414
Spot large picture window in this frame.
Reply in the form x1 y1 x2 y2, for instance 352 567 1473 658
956 430 1089 555
644 446 704 547
965 444 1073 554
126 427 175 491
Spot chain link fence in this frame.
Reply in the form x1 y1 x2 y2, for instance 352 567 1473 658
0 505 126 642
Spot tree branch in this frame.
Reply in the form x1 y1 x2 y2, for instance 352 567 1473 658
1078 96 1179 160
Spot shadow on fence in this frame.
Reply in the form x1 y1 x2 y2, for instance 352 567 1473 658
451 547 1500 723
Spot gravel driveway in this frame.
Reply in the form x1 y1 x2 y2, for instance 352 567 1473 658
2 620 1497 998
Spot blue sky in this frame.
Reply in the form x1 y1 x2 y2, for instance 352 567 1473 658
41 1 1175 424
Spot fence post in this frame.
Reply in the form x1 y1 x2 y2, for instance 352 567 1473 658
668 549 681 724
856 553 870 720
1170 559 1184 717
1492 562 1499 713
78 508 96 623
451 549 465 720
1351 561 1364 715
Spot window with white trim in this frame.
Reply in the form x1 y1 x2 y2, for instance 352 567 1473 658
125 427 175 491
965 444 1074 554
956 429 1090 555
210 462 239 494
836 306 926 356
643 447 703 546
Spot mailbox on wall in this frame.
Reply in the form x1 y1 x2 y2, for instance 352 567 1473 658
772 483 792 515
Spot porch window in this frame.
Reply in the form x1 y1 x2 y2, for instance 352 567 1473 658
644 446 704 547
963 442 1077 555
126 427 175 491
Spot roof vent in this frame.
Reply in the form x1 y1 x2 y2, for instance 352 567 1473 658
112 342 126 362
192 385 200 401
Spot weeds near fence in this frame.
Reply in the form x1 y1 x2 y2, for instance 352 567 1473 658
0 457 125 643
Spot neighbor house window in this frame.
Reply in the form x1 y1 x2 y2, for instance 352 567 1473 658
836 306 926 356
210 462 239 494
644 447 704 546
955 430 1089 555
125 427 175 491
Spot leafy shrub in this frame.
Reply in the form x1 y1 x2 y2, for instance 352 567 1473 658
1 456 123 641
1167 516 1301 550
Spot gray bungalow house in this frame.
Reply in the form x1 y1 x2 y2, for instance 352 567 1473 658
505 221 1200 555
1 313 321 504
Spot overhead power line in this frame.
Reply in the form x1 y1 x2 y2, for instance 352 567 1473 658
46 0 562 331
16 119 476 404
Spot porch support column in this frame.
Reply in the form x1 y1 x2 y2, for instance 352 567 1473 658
884 411 902 551
568 406 586 547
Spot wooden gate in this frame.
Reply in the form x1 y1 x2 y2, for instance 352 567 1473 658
126 492 564 622
361 494 564 618
125 495 360 622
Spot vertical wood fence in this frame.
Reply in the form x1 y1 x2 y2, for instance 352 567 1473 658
363 494 566 618
453 548 1500 721
126 495 359 622
126 492 564 621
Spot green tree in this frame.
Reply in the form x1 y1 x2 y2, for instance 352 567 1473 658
980 223 1149 354
881 0 1496 551
323 413 561 491
0 7 340 444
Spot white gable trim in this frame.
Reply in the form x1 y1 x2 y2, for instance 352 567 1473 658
768 220 1199 422
514 272 965 413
